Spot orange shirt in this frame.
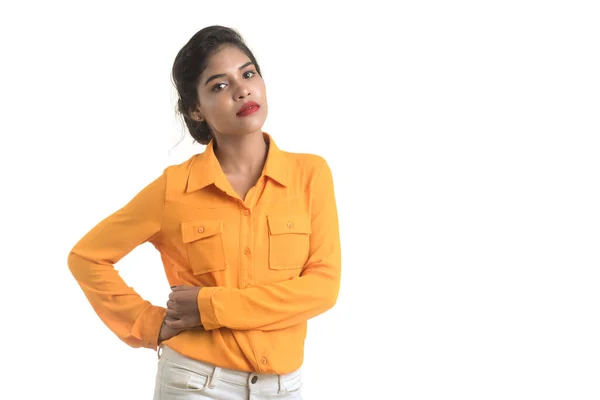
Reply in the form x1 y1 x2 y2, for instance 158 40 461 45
67 133 341 374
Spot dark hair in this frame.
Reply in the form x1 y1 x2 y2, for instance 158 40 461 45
171 25 262 145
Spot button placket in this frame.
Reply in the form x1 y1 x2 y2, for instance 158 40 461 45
240 206 254 293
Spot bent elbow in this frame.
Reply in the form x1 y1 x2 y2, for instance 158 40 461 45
322 279 340 312
67 248 87 279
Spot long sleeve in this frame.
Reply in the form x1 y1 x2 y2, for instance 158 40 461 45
67 171 167 349
198 159 341 331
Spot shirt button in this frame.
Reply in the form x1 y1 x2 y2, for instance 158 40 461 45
251 376 258 384
287 222 294 229
243 209 250 216
261 357 267 364
197 226 205 233
244 248 251 255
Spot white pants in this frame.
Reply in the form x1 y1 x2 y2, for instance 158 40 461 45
153 345 303 399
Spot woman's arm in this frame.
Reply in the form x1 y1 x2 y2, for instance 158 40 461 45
67 171 167 349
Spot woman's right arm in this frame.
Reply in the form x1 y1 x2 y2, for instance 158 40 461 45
67 170 167 350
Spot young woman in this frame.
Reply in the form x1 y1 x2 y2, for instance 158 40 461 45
68 25 341 399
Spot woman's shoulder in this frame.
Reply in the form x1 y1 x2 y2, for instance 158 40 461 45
163 153 200 174
281 149 328 170
153 153 205 195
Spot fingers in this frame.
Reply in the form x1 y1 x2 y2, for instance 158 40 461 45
166 308 179 319
166 318 190 330
167 290 188 301
171 285 193 292
163 313 177 322
166 300 183 321
165 316 202 330
169 285 202 302
166 286 202 326
165 318 181 329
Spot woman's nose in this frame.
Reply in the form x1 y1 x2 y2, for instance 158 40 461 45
234 83 251 99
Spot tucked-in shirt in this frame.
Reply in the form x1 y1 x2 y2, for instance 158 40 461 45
67 132 341 374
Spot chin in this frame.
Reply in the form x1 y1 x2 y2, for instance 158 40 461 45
237 119 266 134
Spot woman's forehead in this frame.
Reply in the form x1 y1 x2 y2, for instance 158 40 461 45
205 46 250 71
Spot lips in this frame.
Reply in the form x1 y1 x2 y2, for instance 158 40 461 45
236 101 260 116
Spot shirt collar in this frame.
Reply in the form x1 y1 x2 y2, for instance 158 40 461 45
185 132 288 193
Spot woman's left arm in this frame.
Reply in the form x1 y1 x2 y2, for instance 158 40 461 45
197 158 341 331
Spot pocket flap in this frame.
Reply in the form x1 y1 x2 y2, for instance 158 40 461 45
267 214 311 235
181 220 223 243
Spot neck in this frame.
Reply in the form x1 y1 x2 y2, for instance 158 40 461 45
213 132 268 174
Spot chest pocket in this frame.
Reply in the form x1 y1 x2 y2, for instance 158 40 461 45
267 214 311 270
181 220 227 275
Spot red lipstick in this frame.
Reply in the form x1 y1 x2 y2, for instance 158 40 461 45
236 101 260 117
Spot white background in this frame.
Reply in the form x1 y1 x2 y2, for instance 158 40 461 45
1 1 599 399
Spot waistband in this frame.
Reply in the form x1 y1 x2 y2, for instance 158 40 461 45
158 344 301 390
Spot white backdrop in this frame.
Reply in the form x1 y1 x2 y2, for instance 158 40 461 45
1 1 599 399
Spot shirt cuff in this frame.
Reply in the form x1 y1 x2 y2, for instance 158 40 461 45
197 286 224 330
132 305 167 350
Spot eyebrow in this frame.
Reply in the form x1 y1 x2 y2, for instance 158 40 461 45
204 61 255 86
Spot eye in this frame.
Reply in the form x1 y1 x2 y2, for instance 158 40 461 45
243 70 256 79
211 83 227 92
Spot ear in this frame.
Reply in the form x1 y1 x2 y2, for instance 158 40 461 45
190 106 204 122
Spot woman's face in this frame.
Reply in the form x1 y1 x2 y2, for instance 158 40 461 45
194 45 268 139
